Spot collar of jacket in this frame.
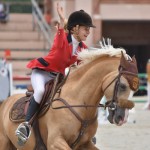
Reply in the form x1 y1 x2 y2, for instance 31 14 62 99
67 33 83 48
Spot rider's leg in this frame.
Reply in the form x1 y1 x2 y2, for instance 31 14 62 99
15 69 56 145
15 96 40 145
25 96 40 123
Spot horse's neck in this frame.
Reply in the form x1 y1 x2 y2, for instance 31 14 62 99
61 57 120 117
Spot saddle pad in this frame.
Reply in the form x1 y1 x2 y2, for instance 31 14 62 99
9 95 51 123
9 73 64 123
9 96 30 123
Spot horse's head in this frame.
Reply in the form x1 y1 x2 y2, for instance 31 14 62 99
102 52 139 126
65 40 139 127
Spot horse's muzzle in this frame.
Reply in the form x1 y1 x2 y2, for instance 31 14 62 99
107 106 129 126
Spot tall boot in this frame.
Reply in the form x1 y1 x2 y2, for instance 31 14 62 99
15 96 40 146
25 96 40 122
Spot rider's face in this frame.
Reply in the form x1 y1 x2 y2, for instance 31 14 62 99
78 26 90 41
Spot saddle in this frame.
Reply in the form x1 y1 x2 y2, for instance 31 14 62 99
9 73 64 123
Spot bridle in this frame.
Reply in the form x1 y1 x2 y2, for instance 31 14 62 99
103 66 138 111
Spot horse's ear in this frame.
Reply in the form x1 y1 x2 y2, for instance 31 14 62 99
131 55 138 74
120 51 128 69
120 52 138 70
120 51 139 91
132 55 137 64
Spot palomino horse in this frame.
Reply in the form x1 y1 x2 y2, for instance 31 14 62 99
0 43 139 150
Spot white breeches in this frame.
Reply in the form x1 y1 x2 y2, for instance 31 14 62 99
31 69 56 104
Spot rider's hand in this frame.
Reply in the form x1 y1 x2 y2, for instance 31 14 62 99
57 3 66 28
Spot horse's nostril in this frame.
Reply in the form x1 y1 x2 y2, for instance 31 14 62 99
117 115 123 121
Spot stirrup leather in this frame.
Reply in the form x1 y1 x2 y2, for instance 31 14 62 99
15 122 31 146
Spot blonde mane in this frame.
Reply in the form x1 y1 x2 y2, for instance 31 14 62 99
77 39 130 66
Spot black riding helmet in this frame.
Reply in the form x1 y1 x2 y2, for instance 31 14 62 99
67 10 96 31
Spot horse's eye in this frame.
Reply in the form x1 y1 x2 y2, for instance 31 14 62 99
119 83 127 91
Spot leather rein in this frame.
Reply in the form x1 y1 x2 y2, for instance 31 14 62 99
50 66 138 148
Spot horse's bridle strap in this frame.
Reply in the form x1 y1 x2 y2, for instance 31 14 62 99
120 70 138 77
103 74 119 93
103 69 138 94
102 67 139 111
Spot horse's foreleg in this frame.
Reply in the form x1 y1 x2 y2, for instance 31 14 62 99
78 141 99 150
47 136 71 150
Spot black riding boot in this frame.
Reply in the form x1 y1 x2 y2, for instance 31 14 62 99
25 96 40 122
16 97 40 146
24 96 40 135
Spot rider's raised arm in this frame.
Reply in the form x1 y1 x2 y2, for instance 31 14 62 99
57 3 66 29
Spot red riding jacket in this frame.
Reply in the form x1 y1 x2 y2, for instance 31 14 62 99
27 29 87 75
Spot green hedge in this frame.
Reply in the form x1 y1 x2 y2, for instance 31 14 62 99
2 0 33 13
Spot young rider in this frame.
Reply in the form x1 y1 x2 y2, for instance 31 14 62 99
15 3 96 145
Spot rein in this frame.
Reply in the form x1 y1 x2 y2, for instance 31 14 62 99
51 101 106 109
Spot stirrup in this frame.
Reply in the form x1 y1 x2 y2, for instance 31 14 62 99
15 122 31 146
